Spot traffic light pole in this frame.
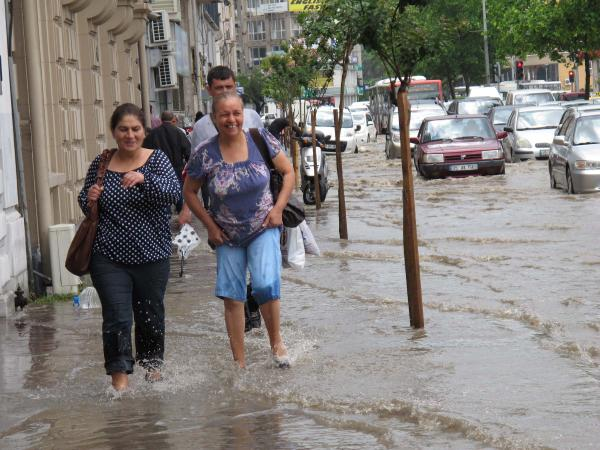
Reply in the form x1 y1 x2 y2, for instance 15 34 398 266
482 0 490 85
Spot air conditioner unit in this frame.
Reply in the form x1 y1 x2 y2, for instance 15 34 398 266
150 11 171 44
158 55 177 88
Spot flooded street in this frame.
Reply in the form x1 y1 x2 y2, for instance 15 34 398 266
2 139 600 449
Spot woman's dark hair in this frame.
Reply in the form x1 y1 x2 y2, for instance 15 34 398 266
110 103 145 131
195 111 204 122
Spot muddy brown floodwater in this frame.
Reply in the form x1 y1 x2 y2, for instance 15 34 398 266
2 139 600 449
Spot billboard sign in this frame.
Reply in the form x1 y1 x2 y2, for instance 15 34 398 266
288 0 321 12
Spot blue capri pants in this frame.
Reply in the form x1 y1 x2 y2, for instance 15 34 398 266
215 227 281 304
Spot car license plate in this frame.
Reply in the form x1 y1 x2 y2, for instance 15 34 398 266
449 163 478 171
539 148 549 156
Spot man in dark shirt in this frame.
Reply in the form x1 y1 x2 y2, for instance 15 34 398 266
143 111 191 212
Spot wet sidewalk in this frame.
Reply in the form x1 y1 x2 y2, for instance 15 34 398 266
2 143 600 449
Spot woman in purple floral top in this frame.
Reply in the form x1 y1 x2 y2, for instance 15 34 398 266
183 91 294 368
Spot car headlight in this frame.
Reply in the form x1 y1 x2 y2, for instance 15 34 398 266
516 137 532 148
482 149 502 159
392 132 400 143
574 160 600 170
423 153 444 163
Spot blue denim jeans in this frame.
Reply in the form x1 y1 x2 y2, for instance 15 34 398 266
90 253 170 375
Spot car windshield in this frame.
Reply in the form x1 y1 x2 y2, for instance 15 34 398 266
574 116 600 145
311 112 353 128
422 117 496 143
513 92 554 105
389 109 441 131
352 113 366 124
492 108 512 124
516 109 563 130
458 100 501 115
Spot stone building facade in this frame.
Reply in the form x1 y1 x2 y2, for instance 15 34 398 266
7 0 150 302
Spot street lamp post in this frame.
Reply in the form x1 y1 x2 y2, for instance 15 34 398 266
482 0 490 85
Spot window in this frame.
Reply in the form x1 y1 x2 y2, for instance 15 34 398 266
271 45 283 54
248 21 265 41
271 18 285 40
248 0 261 8
291 18 301 37
250 47 267 66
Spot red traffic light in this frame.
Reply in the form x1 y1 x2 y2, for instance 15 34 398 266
568 70 575 83
516 60 524 69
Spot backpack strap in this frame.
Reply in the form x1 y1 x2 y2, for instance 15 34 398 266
249 128 275 170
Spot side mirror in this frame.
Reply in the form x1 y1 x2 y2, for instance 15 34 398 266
553 135 566 145
503 126 514 133
355 125 361 131
496 131 508 140
410 137 420 144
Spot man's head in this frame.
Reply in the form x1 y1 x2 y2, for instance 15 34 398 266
206 65 237 97
161 110 176 125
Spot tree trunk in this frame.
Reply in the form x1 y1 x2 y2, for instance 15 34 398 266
397 87 424 329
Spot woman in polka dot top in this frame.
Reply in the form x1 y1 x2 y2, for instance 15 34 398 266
78 103 181 391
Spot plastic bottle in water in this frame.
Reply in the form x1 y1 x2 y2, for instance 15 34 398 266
73 295 80 310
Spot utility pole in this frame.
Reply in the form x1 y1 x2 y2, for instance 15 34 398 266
482 0 490 85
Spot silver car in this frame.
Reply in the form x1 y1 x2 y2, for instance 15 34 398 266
503 105 565 161
549 114 600 193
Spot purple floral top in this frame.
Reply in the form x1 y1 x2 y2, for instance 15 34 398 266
186 128 283 246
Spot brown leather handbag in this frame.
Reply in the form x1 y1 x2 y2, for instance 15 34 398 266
65 149 115 276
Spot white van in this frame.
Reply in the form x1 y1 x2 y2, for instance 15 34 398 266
505 89 554 105
468 86 503 102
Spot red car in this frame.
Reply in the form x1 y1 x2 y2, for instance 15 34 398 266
410 115 507 179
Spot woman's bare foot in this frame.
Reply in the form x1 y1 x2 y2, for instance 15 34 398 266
144 370 163 383
111 372 128 391
272 343 290 368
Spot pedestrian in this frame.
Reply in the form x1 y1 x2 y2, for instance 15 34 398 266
190 65 263 152
150 104 162 129
78 103 182 391
183 91 293 369
183 66 263 217
143 110 191 213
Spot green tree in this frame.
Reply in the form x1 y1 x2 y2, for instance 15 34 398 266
358 0 443 328
489 0 600 97
299 0 371 239
417 0 487 98
261 41 321 118
237 68 267 113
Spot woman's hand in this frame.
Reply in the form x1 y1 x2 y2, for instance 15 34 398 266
121 171 144 189
207 224 229 247
262 205 283 228
87 184 103 201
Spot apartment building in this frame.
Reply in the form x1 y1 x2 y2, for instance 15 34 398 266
235 0 363 109
6 0 150 303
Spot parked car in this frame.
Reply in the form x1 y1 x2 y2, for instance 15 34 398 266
446 97 503 115
505 89 554 105
411 115 506 179
487 105 515 132
549 114 600 193
352 111 376 145
349 101 371 113
384 104 445 159
307 107 358 153
502 105 565 161
556 104 600 130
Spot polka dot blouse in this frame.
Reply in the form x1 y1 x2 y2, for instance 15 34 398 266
78 150 182 265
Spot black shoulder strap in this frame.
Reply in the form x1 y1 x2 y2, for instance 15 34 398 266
249 128 275 170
